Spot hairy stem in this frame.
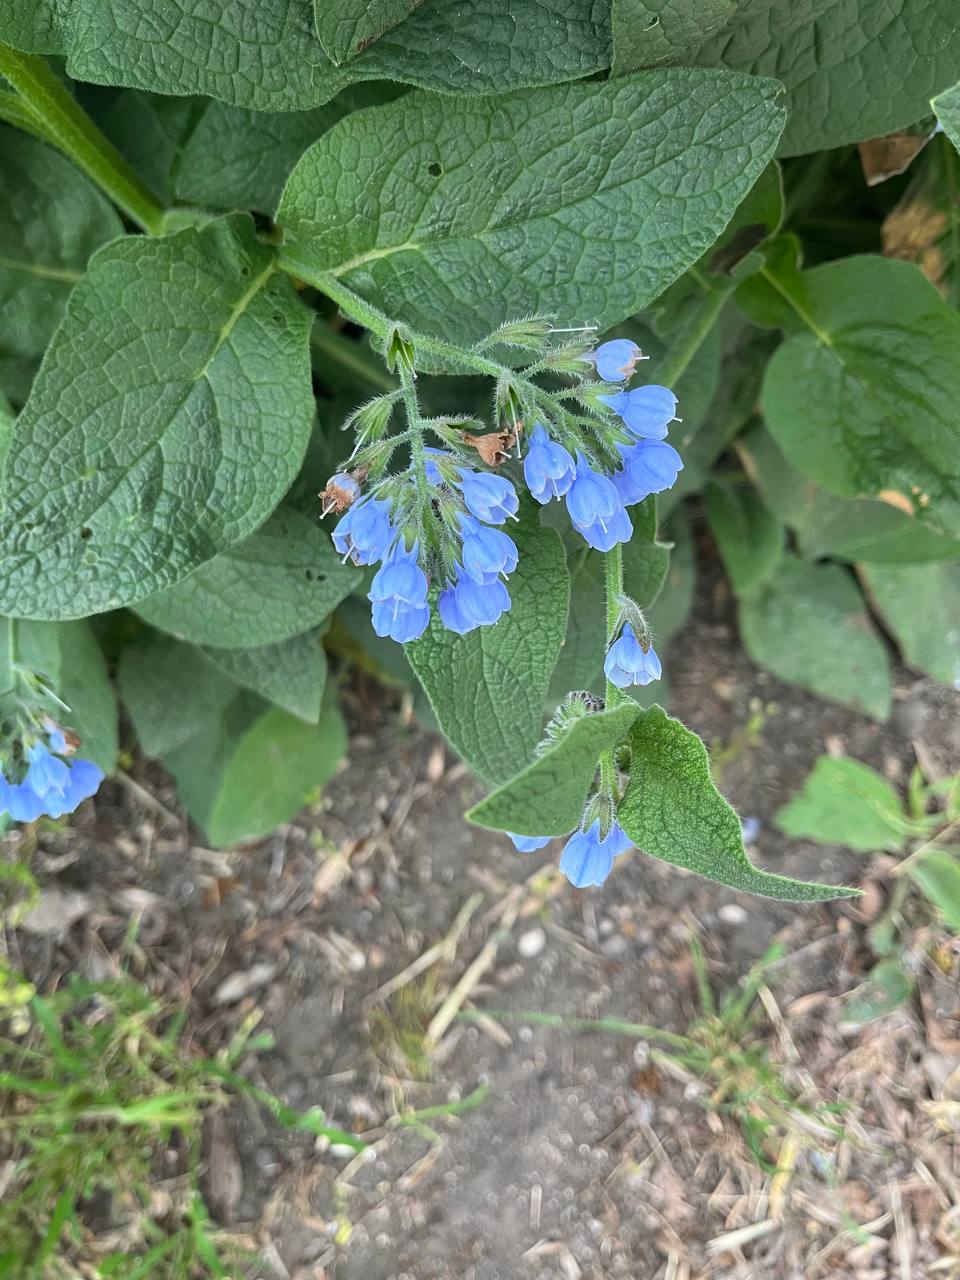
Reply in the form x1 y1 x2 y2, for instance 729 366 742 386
597 542 625 806
284 260 507 380
0 45 165 235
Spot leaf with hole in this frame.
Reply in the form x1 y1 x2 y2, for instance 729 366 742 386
0 216 315 621
278 71 786 345
134 509 359 650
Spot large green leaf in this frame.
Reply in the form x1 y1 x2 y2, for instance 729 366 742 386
0 127 121 374
692 0 960 156
118 633 239 758
17 619 118 773
278 71 786 345
0 216 314 621
612 0 737 69
859 562 960 688
618 706 858 900
2 0 610 111
776 756 911 854
164 695 347 847
201 630 328 724
467 704 641 837
753 255 960 539
705 480 782 595
134 509 359 649
407 502 569 784
738 555 891 721
738 425 960 564
314 0 425 64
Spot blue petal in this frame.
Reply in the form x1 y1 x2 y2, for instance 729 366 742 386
559 822 614 888
508 832 553 852
25 742 71 800
593 339 642 382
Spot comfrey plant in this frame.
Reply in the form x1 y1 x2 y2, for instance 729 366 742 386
1 10 957 906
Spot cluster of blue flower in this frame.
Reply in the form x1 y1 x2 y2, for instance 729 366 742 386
330 464 520 643
508 821 632 888
0 726 103 822
329 339 682 650
523 338 682 551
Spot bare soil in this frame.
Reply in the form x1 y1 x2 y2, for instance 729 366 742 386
6 539 959 1280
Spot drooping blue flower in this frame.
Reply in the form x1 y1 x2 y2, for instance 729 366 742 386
508 832 552 852
43 759 104 819
333 495 395 566
603 624 662 689
565 453 633 552
612 439 683 507
456 469 519 525
321 472 361 513
559 820 632 888
24 741 71 803
459 515 518 584
369 543 430 643
437 571 511 635
522 423 576 503
1 736 104 824
3 779 46 823
599 384 677 440
589 338 643 382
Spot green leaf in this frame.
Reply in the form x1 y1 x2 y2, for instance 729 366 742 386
3 1 610 111
118 633 239 758
738 424 960 564
933 80 960 150
0 127 122 367
278 71 786 345
467 704 641 838
907 848 960 931
776 756 911 853
693 0 960 156
164 696 347 847
859 562 960 688
841 959 914 1026
407 501 569 784
612 0 737 70
618 706 859 900
753 255 960 540
17 620 118 772
315 0 424 64
201 629 328 724
705 480 782 595
0 215 314 620
738 555 891 721
134 509 359 650
98 89 399 215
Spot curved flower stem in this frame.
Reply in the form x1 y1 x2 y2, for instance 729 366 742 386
598 542 625 806
283 260 507 380
0 45 165 235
